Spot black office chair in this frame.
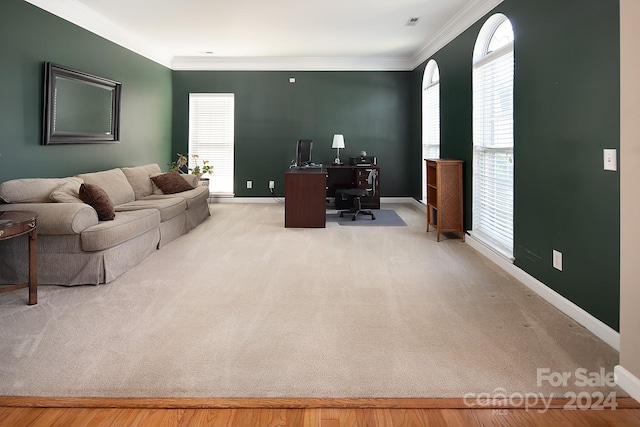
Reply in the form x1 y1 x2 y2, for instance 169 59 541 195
338 169 378 221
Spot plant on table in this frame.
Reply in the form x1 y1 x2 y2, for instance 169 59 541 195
169 153 213 178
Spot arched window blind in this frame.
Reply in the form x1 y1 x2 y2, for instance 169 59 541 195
422 59 440 202
472 15 514 259
189 93 235 195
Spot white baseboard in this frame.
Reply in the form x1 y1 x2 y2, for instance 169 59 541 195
465 234 620 351
614 365 640 402
380 197 417 204
410 198 427 212
210 196 418 205
210 196 281 204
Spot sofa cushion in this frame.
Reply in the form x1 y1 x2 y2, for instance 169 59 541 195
50 180 83 203
0 177 82 203
116 197 186 222
151 172 194 194
121 164 162 199
144 185 209 209
79 183 116 221
76 168 136 206
81 209 160 252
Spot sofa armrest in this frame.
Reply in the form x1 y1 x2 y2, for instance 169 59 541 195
0 203 99 235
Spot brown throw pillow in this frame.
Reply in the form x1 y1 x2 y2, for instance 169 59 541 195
79 183 115 221
150 172 194 194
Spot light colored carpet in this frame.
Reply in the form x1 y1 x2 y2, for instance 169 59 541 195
0 203 623 398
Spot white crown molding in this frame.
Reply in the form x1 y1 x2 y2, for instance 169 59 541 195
25 0 503 71
24 0 173 68
172 56 413 72
410 0 505 69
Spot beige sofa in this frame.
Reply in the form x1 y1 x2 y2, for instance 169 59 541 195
0 164 210 286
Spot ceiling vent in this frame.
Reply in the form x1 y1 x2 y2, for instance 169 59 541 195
405 17 420 27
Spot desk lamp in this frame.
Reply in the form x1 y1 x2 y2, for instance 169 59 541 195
332 134 345 165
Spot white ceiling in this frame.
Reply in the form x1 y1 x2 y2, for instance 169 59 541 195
25 0 503 70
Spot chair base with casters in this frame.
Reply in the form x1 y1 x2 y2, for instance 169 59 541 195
337 188 376 221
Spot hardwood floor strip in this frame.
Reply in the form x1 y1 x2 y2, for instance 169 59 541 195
0 396 638 410
1 407 640 427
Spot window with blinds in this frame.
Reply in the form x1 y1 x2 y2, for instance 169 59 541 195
422 59 440 202
472 15 514 259
188 93 235 195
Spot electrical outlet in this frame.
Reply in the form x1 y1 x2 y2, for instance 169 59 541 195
269 181 275 189
553 250 563 271
246 180 252 189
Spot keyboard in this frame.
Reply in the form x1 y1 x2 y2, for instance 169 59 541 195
297 163 323 170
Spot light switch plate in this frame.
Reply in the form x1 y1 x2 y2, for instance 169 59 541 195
553 250 563 271
604 149 617 171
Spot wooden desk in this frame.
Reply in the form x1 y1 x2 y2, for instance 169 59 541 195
0 211 38 304
284 169 327 228
326 165 380 209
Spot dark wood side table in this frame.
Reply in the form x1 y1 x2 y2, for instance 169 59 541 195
0 211 38 305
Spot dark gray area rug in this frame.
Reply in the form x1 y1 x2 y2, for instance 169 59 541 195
327 209 407 226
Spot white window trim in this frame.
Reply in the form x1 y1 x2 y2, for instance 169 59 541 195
471 14 515 259
422 59 440 203
188 93 235 196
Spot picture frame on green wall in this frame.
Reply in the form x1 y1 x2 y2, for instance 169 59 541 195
42 62 121 145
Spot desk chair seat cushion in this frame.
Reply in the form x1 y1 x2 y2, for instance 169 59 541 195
341 188 368 197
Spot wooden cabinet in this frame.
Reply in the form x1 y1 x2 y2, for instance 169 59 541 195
425 159 464 242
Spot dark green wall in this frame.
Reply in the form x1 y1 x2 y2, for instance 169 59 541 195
411 0 620 329
172 71 411 197
0 0 172 181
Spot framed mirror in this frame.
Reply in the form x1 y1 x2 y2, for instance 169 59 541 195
42 62 121 145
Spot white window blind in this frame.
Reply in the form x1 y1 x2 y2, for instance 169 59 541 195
422 60 440 202
189 93 234 195
472 17 514 259
423 83 440 159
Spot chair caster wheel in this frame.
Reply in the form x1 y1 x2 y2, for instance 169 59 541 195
372 215 376 220
351 216 356 221
339 212 344 218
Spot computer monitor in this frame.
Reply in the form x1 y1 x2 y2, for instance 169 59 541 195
295 139 313 166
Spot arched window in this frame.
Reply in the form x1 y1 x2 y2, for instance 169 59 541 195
472 14 514 258
422 59 440 202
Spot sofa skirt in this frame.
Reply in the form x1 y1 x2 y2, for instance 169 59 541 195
0 227 160 286
186 201 210 231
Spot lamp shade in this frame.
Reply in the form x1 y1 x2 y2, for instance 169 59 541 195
332 134 345 149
